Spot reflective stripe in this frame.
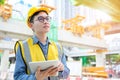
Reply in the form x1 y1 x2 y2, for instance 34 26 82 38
22 41 32 73
56 43 63 61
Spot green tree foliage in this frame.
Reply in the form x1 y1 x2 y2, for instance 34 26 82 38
106 54 120 63
72 57 81 61
72 56 96 66
0 0 5 5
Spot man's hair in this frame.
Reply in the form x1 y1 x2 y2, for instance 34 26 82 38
29 10 48 23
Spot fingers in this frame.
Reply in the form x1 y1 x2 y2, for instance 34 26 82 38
36 66 41 74
35 66 43 80
48 67 58 75
58 62 64 71
43 66 59 76
35 66 52 80
41 66 56 76
35 65 61 79
35 66 40 77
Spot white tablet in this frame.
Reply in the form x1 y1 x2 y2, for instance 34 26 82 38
29 60 59 73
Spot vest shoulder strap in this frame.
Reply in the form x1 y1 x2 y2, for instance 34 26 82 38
55 42 63 61
14 40 31 74
14 40 22 54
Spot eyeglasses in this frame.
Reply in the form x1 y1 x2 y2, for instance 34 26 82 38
35 16 51 23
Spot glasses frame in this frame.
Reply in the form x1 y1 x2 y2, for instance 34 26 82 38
35 16 51 23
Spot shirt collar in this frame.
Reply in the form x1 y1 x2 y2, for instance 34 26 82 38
32 35 51 44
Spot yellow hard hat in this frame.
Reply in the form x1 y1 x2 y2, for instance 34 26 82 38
26 6 50 27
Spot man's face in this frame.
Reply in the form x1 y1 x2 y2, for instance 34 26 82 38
31 12 50 34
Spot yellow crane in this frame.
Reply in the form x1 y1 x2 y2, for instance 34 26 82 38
39 0 56 13
62 15 85 37
0 0 12 21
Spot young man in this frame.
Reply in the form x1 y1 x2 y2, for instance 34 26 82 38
14 6 70 80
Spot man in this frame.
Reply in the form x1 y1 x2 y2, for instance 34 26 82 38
14 6 70 80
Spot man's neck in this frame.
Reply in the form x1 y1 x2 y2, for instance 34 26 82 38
36 33 47 44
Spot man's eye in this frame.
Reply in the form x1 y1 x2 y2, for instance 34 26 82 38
46 17 49 20
38 17 44 20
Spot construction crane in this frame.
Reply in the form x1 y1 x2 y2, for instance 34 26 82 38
62 15 85 37
39 0 56 13
0 0 12 21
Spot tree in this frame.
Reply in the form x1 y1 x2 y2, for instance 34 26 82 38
0 0 5 5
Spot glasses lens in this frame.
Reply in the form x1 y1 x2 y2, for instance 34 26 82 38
38 16 51 22
38 16 44 22
46 16 51 22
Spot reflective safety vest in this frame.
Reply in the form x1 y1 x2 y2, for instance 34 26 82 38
15 38 62 74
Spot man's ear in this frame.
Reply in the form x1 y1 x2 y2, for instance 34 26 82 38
29 22 33 28
29 23 34 32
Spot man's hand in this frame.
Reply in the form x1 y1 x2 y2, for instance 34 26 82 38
35 66 58 80
58 61 64 71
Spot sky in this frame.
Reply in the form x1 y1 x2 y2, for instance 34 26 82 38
8 0 39 20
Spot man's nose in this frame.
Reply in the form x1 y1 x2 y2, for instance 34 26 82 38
43 19 49 23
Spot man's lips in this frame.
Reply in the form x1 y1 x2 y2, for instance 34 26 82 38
43 25 49 28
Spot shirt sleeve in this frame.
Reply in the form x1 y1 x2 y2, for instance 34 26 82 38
58 53 70 79
14 46 36 80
